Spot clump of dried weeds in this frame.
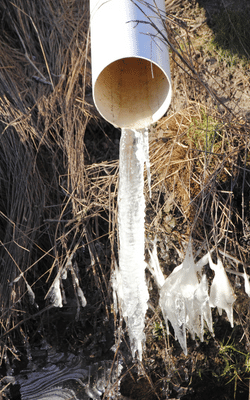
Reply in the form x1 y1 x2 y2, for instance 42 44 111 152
0 0 93 353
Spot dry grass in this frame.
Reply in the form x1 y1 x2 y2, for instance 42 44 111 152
0 0 93 355
149 105 250 255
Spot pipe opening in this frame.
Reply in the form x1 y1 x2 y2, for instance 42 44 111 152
93 57 170 129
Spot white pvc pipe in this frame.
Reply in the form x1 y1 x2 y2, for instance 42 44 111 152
90 0 172 129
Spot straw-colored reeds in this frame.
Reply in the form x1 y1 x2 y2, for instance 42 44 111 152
0 0 93 355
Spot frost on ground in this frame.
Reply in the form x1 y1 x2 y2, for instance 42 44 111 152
112 128 150 360
149 240 240 355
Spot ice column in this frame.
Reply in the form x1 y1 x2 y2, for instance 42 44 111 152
115 128 149 360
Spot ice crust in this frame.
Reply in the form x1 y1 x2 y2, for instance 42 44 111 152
113 128 150 360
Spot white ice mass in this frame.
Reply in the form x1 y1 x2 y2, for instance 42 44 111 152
148 240 238 355
113 128 150 360
158 241 213 355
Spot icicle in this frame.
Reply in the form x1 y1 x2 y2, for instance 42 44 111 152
208 254 236 327
113 128 149 360
159 241 213 354
47 276 63 308
45 254 86 311
111 260 122 315
141 127 151 198
26 282 36 306
195 252 210 273
193 274 213 340
147 239 165 289
159 242 195 354
12 271 36 306
70 262 87 308
243 267 250 297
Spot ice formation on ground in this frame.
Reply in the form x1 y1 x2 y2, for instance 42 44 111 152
112 128 150 360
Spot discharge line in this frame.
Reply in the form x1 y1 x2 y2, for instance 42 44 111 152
90 0 172 129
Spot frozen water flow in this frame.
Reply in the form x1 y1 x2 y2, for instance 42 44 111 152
208 254 236 327
113 128 150 360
